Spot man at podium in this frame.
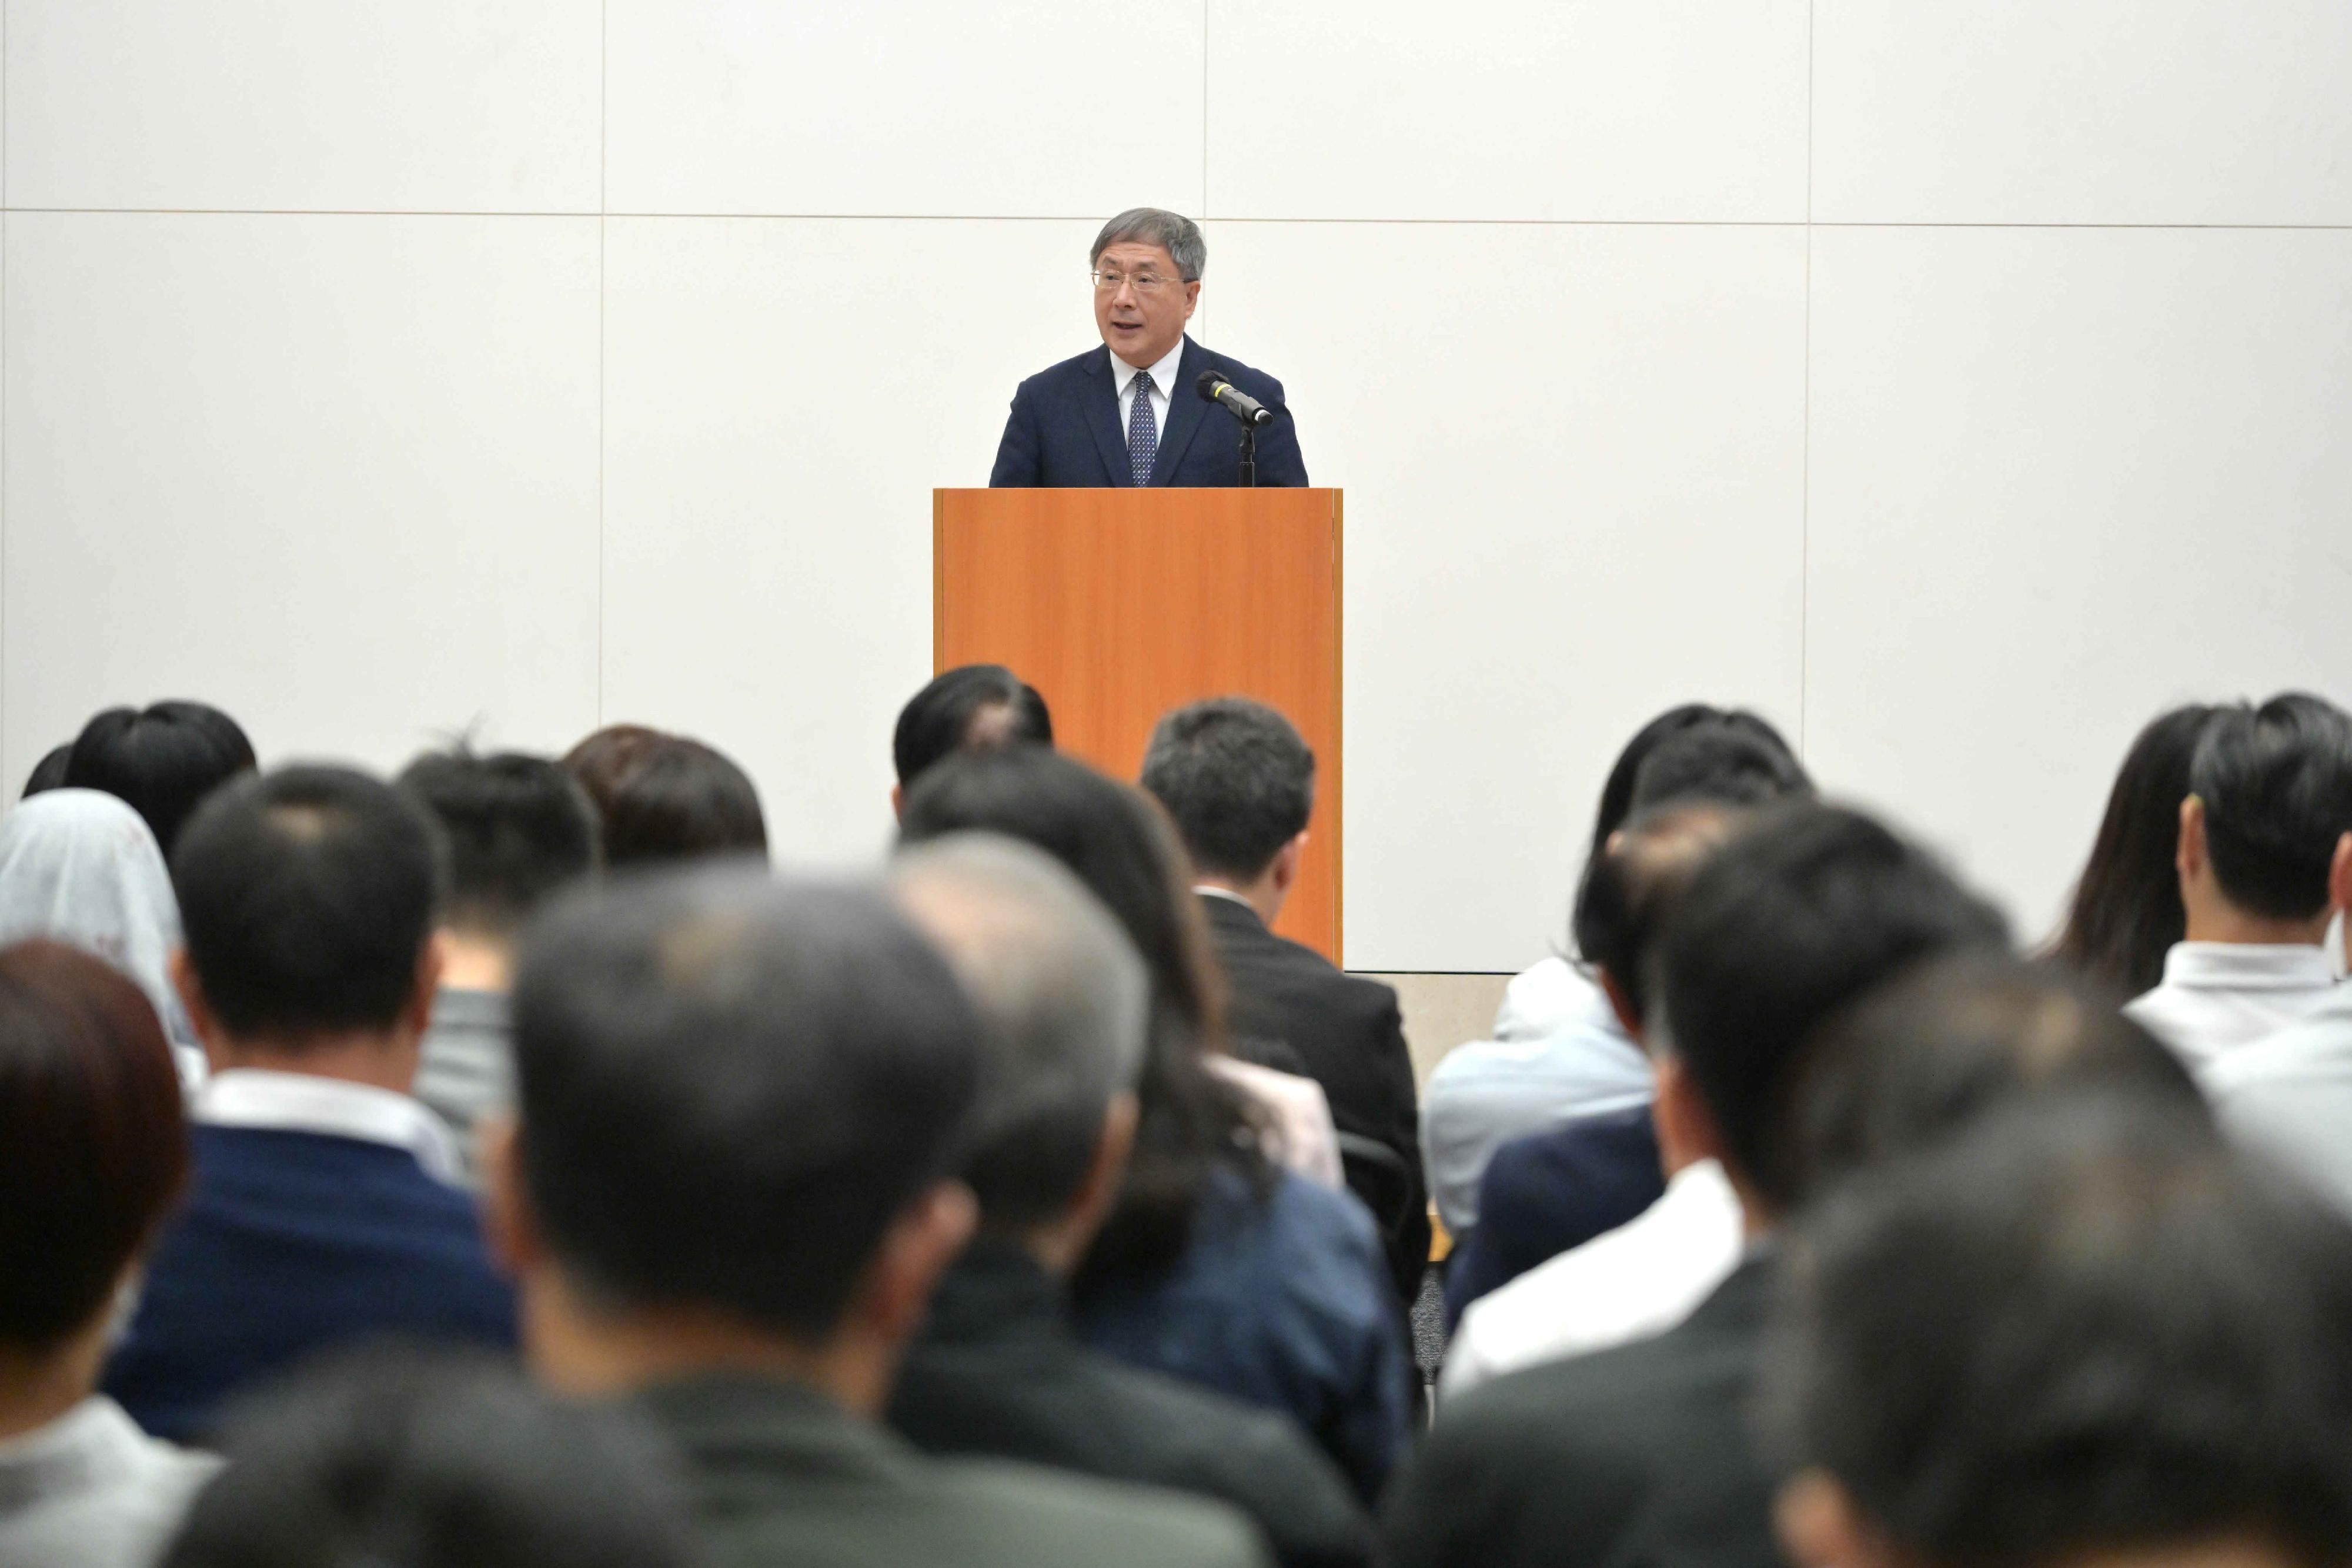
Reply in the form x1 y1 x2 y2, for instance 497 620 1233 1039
989 208 1308 489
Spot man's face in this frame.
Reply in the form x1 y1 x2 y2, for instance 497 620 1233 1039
1093 241 1200 369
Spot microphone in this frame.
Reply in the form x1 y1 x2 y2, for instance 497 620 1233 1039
1197 370 1275 427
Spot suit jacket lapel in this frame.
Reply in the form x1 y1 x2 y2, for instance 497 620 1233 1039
1081 348 1132 487
1151 337 1215 486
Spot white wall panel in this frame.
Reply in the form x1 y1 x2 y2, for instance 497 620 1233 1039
1805 226 2352 942
604 2 1205 216
1 213 602 782
1814 1 2352 225
1207 0 1809 222
599 216 1103 872
1208 221 1809 970
5 2 600 212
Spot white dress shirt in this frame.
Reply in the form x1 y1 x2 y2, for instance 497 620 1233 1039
0 1396 219 1568
1207 1055 1346 1191
2203 984 2352 1218
1112 339 1185 453
2123 942 2344 1070
1439 1158 1744 1403
194 1068 465 1188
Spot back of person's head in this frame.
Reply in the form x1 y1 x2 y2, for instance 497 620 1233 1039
1629 720 1813 814
2187 693 2352 922
1589 704 1799 858
2053 704 2223 997
1658 802 2011 1210
163 1348 696 1568
1788 954 2207 1199
564 728 766 870
172 765 445 1042
893 665 1055 790
510 870 978 1342
1140 697 1316 882
1571 801 1753 1029
0 940 188 1352
1766 1098 2352 1568
397 747 600 938
22 743 74 800
892 835 1150 1236
64 700 257 857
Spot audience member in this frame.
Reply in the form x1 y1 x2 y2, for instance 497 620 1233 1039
0 789 206 1085
2124 694 2352 1066
64 701 257 858
1766 1098 2352 1568
901 748 1409 1501
161 1348 697 1568
2203 844 2352 1215
1429 708 1810 1236
562 724 767 868
487 868 1268 1568
103 767 514 1442
888 836 1372 1568
1442 801 1750 1386
1141 697 1429 1299
893 664 1055 814
23 743 74 799
396 747 600 1165
2049 704 2222 998
0 942 216 1568
1383 802 2008 1568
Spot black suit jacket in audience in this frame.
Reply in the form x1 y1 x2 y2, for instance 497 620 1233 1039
1381 1258 1784 1568
1199 893 1432 1297
890 1243 1373 1568
1444 1104 1666 1325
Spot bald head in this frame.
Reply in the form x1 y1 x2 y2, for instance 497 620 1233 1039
892 834 1149 1235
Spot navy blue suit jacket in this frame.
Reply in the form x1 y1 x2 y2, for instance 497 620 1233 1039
103 1125 518 1442
1444 1105 1666 1327
990 336 1308 488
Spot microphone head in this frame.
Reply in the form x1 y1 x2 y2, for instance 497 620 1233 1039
1195 369 1226 400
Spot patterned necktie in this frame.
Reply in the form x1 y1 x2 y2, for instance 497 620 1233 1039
1126 370 1158 486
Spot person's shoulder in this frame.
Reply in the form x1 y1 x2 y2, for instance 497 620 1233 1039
1436 1313 1708 1456
1016 346 1110 397
929 1453 1271 1568
2205 998 2352 1098
1194 345 1287 404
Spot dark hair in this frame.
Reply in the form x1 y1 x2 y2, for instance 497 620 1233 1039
1766 1098 2352 1568
512 871 978 1340
893 665 1054 788
0 941 189 1348
1657 803 2010 1211
1571 802 1751 1027
2189 693 2352 922
1141 697 1317 881
1629 721 1813 814
163 1348 697 1568
22 744 74 800
898 748 1267 1282
64 701 257 856
171 766 445 1041
1589 705 1799 861
2051 705 2222 998
1786 953 2208 1201
397 748 600 935
563 727 767 870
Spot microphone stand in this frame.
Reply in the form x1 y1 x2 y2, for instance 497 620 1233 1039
1238 423 1258 489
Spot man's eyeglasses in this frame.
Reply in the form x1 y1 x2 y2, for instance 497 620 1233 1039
1091 270 1178 295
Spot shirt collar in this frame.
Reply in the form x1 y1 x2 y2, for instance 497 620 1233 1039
1192 884 1255 910
1113 337 1186 401
2159 942 2340 994
195 1068 465 1186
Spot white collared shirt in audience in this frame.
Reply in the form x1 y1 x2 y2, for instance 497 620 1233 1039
2123 942 2343 1069
0 1396 218 1568
1207 1054 1345 1191
195 1068 466 1187
1422 957 1653 1233
2203 984 2352 1218
1439 1157 1743 1403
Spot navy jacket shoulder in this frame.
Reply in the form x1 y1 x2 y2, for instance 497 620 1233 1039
104 1125 517 1442
990 337 1308 489
1445 1104 1665 1322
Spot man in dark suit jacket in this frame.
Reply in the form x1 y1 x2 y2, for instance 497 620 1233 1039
489 865 1267 1568
990 208 1307 489
1380 805 2010 1568
1141 698 1429 1299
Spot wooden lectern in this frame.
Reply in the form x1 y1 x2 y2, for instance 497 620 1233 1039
934 488 1344 963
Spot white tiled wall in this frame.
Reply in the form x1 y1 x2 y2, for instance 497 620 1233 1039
5 2 2347 968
